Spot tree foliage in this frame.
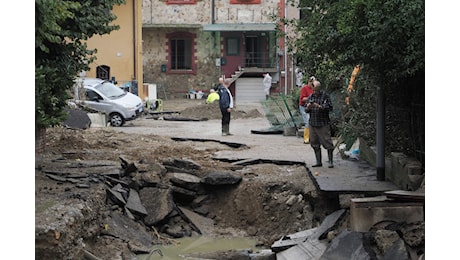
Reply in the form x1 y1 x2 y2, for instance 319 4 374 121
280 0 424 162
35 0 125 128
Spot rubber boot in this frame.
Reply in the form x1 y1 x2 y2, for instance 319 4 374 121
222 125 232 136
221 125 226 136
327 149 334 168
312 148 322 167
226 125 233 136
303 128 310 144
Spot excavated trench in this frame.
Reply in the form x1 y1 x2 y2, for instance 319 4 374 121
36 99 424 259
35 134 340 259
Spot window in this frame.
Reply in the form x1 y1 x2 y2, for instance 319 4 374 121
167 0 196 4
226 38 240 55
230 0 261 4
85 89 101 101
171 39 192 70
167 32 196 74
96 65 110 80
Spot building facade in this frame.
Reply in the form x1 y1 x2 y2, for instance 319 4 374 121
84 0 145 98
142 0 299 102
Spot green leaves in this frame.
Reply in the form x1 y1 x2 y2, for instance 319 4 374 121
35 0 126 129
278 0 424 159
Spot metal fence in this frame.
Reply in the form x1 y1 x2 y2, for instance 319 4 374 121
260 94 303 131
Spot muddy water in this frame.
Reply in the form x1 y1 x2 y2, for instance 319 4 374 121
137 236 265 259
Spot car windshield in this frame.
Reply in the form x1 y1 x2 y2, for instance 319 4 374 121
95 81 126 99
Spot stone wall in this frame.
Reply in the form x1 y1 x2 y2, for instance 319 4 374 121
141 0 281 97
359 138 424 191
142 0 279 25
143 0 211 24
142 29 221 98
389 152 424 191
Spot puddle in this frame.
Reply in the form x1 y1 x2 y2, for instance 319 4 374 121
137 236 265 260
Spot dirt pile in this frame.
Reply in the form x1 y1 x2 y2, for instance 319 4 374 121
168 100 263 120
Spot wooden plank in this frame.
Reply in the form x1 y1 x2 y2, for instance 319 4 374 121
384 190 425 202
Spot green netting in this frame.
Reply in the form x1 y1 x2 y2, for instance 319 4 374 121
260 94 303 131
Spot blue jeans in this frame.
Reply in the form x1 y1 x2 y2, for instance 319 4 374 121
299 105 309 128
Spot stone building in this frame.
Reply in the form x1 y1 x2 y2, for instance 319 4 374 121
142 0 299 102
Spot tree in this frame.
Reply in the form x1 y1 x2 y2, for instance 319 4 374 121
281 0 424 162
35 0 125 130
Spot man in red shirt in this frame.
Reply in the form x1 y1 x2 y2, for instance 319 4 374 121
299 76 315 143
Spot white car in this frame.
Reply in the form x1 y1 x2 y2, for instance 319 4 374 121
75 78 144 127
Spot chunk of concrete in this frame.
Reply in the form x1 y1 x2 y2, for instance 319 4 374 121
163 158 202 170
277 239 327 260
169 172 204 192
106 185 127 206
271 228 317 252
319 230 374 260
101 211 154 248
125 188 148 217
140 187 174 226
309 209 346 241
382 238 410 260
62 108 91 129
87 113 108 127
171 185 197 202
201 171 242 185
177 206 215 235
350 196 424 232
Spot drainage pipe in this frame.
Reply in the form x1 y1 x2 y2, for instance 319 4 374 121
376 84 385 181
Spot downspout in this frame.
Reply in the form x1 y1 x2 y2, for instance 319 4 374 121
132 0 137 81
291 59 294 91
376 85 385 180
211 0 220 78
211 0 215 24
284 0 287 95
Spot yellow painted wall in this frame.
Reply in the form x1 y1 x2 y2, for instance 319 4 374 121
85 0 144 99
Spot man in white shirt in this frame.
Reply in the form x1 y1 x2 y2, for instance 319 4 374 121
295 68 303 88
262 72 272 100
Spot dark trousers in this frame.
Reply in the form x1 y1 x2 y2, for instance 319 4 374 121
310 125 334 150
221 108 231 127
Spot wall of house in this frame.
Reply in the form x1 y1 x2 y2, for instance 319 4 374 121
142 0 279 24
142 0 211 24
214 0 278 23
143 28 222 98
85 0 144 97
141 0 284 99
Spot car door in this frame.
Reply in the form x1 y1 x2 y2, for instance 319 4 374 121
84 89 113 114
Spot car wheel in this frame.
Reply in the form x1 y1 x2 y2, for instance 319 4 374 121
109 113 124 127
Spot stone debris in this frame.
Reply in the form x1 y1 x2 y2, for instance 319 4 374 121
37 136 424 259
273 204 424 259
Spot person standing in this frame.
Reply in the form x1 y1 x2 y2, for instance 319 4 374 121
206 89 219 104
218 78 234 136
295 68 303 88
305 80 335 168
262 72 272 100
299 76 315 143
213 77 224 91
